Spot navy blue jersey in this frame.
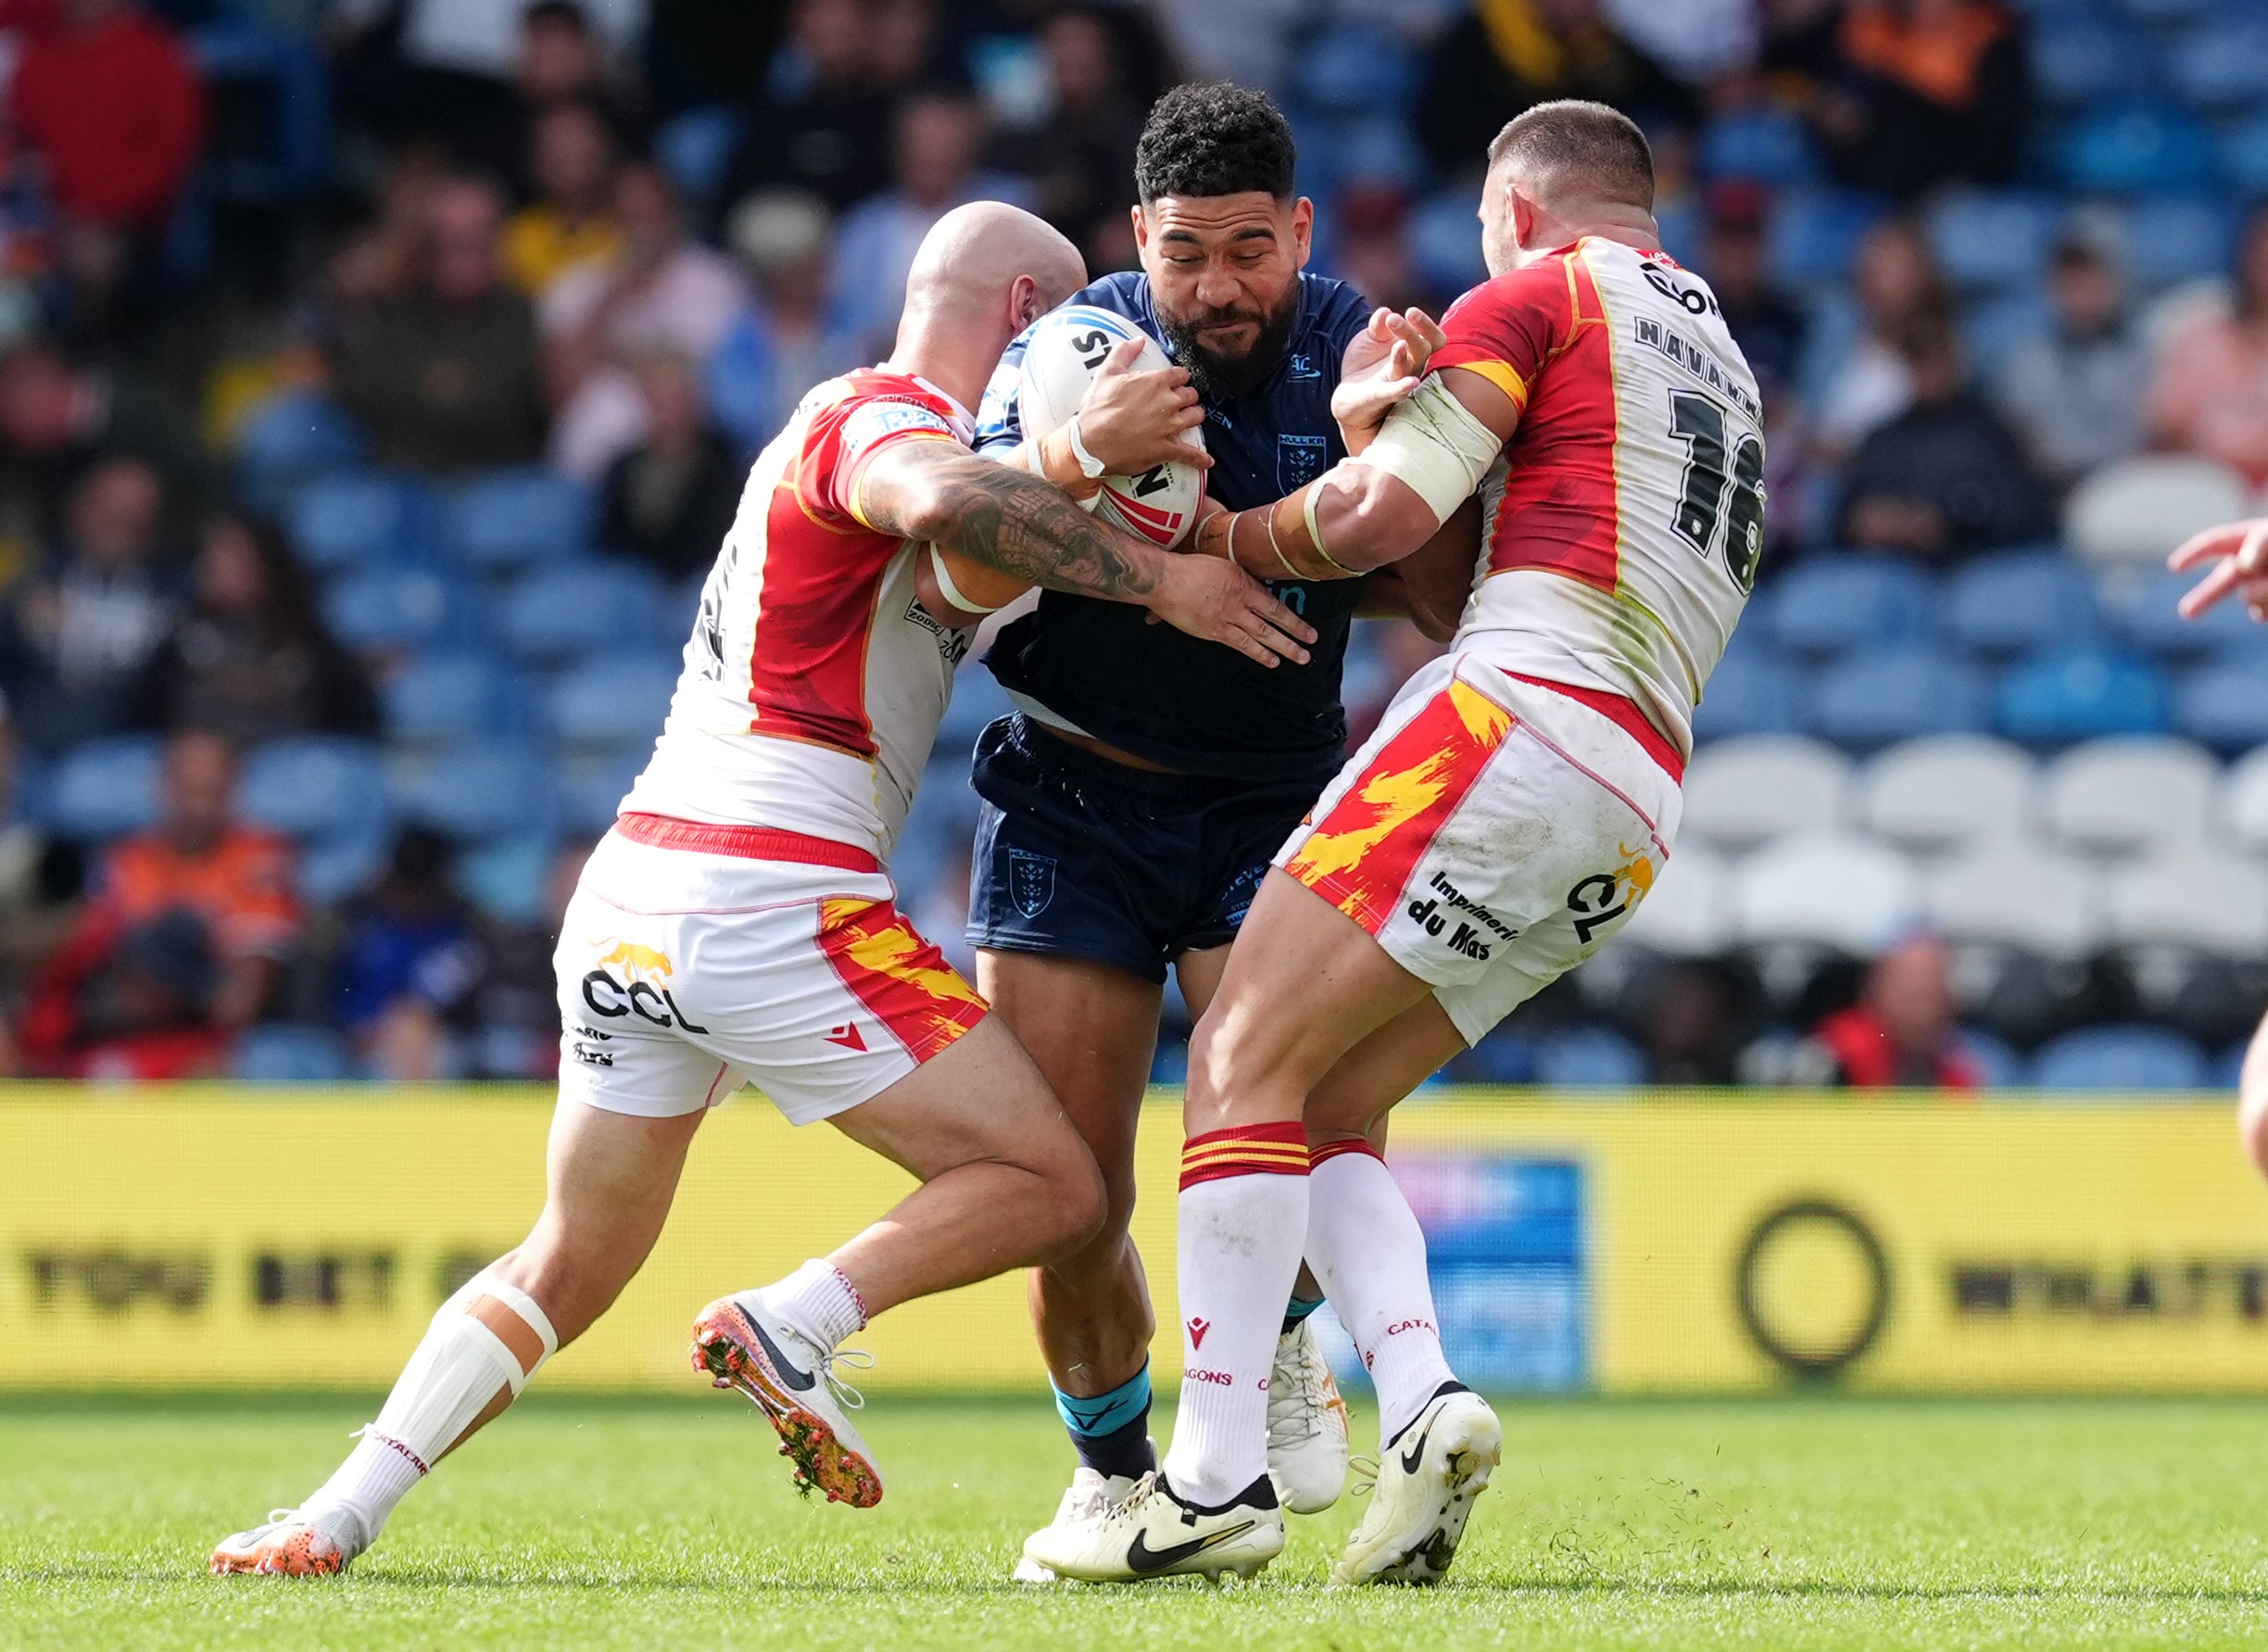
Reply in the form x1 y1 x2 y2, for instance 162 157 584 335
975 270 1372 783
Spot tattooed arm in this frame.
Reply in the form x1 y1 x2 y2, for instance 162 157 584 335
852 439 1316 667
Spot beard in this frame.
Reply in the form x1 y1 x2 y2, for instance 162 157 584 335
1158 282 1303 403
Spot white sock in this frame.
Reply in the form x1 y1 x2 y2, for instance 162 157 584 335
303 1270 558 1541
1160 1123 1311 1507
756 1258 867 1354
1304 1141 1455 1449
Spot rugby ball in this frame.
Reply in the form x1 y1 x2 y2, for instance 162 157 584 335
1016 304 1207 549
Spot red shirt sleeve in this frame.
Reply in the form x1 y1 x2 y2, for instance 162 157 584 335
794 382 964 529
1428 256 1584 416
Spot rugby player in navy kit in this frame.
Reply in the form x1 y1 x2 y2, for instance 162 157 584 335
962 82 1459 1570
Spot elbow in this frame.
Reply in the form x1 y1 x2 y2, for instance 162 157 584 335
1329 474 1438 574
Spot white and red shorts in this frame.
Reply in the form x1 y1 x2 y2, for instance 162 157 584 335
552 813 989 1125
1275 652 1683 1047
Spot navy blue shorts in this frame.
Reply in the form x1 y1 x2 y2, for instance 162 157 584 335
966 715 1328 983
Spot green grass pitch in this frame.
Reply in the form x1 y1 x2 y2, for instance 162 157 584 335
7 1392 2268 1649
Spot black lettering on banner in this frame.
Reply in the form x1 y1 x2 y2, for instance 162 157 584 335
25 1249 211 1310
1566 873 1627 944
1734 1200 1893 1379
252 1251 396 1310
1946 1257 2268 1320
1666 389 1765 594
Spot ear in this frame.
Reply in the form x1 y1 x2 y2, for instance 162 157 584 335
1008 273 1044 330
1130 202 1151 258
1290 196 1314 269
1510 186 1541 251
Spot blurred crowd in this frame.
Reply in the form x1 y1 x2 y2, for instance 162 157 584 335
2 0 2265 1089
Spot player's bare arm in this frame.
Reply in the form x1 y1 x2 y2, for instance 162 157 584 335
1331 306 1449 454
1193 364 1518 581
854 438 1316 668
1002 337 1214 500
1354 497 1480 643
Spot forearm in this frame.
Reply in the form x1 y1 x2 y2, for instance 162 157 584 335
871 448 1162 603
1191 463 1441 581
996 430 1103 501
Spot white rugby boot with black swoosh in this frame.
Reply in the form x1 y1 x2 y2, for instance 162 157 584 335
1019 1469 1284 1583
689 1293 884 1507
1330 1383 1501 1586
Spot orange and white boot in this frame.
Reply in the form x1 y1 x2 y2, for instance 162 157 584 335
690 1293 885 1508
209 1507 366 1577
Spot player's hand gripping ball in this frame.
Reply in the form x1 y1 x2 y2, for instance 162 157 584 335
1018 304 1208 549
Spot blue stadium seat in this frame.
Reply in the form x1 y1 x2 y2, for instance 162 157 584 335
1410 186 1489 295
190 21 328 205
546 651 681 750
2115 195 2238 290
561 745 649 837
384 651 528 744
285 472 430 574
1692 637 1808 740
1768 190 1885 285
230 1024 357 1083
1962 292 2052 380
1450 1028 1537 1084
2222 114 2268 195
2173 658 2268 750
1700 107 1820 187
2212 1040 2250 1090
497 561 671 663
2029 1025 2209 1091
2165 16 2268 108
2031 17 2151 107
2122 0 2221 22
388 740 558 842
1959 1028 2025 1090
460 832 563 924
1944 548 2102 658
1814 648 1989 750
45 737 163 840
1297 23 1420 116
238 737 389 844
2058 105 2219 194
442 469 594 574
1995 646 2172 745
1762 555 1937 659
297 833 390 910
655 105 745 209
1533 1026 1647 1089
2115 567 2256 659
321 563 476 656
233 390 361 511
1927 191 2060 291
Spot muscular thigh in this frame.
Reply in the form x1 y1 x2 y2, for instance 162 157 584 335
978 949 1160 1195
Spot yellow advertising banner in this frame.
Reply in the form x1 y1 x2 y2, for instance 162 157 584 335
4 1087 2267 1394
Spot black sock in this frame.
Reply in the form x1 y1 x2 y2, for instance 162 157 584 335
1070 1410 1156 1482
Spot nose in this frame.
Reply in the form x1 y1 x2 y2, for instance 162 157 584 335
1194 265 1241 309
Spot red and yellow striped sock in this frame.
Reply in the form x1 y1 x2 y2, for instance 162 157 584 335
1178 1121 1311 1190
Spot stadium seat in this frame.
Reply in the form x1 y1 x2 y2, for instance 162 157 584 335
442 469 594 574
233 390 361 511
2065 455 2249 569
1927 190 2060 292
44 737 163 840
1680 736 1851 850
546 651 682 750
460 831 562 924
936 662 1015 751
1618 843 1736 957
2030 17 2146 107
2041 737 2219 853
1815 648 1989 750
297 832 391 909
654 104 745 208
2212 1040 2250 1090
561 745 649 837
2222 112 2268 195
1767 189 1884 286
388 740 558 842
1532 1026 1648 1089
1925 844 2104 956
1995 645 2171 746
2113 195 2238 291
1691 637 1808 740
321 563 475 656
2057 105 2219 195
238 737 390 845
2174 658 2268 751
2165 17 2268 110
1959 1027 2026 1090
1297 23 1420 116
1409 186 1489 295
1760 554 1937 658
230 1024 357 1083
1700 107 1820 187
2121 0 2220 22
2113 566 2257 660
285 472 430 574
497 561 672 664
1962 292 2053 380
2029 1025 2209 1091
1944 548 2101 658
1732 831 1921 954
2220 746 2268 851
384 651 528 745
1856 734 2038 852
2106 848 2268 953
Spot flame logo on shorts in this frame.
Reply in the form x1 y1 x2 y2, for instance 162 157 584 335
597 941 674 979
816 898 989 1063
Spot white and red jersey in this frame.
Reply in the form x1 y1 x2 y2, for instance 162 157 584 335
1430 237 1763 760
624 367 976 858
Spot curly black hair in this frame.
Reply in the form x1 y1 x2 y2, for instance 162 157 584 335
1133 82 1296 204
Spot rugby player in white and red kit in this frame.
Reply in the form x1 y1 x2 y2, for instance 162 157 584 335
1027 102 1767 1585
211 202 1316 1577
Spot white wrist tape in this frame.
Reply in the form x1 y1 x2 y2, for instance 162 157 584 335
1345 372 1503 523
929 544 1007 614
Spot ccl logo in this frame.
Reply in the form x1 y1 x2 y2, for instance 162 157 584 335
581 941 712 1033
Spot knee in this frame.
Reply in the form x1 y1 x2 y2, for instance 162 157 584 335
1025 1135 1110 1265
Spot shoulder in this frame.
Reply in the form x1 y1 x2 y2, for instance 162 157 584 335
1072 271 1152 320
1300 274 1372 350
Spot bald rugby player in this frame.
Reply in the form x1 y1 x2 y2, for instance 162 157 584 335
211 203 1315 1577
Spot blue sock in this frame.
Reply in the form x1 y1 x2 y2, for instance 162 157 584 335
1052 1363 1155 1481
1280 1294 1326 1335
